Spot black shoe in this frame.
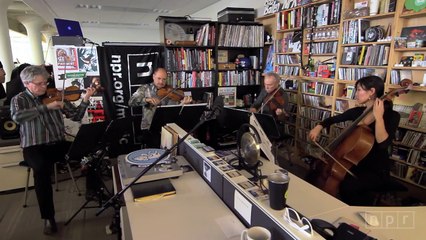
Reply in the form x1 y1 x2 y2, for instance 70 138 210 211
43 218 58 235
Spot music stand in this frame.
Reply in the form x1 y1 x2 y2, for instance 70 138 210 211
66 121 108 161
64 121 113 226
149 103 207 134
253 112 281 140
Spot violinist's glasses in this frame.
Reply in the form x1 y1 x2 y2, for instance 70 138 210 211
283 207 313 237
31 81 49 87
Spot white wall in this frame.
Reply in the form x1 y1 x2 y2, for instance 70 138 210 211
83 27 160 45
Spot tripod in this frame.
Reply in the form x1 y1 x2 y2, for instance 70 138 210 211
65 148 112 225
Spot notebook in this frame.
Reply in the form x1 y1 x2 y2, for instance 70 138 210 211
130 178 176 202
54 18 84 37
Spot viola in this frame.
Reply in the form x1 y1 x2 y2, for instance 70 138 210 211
42 82 103 104
259 87 286 118
42 86 83 104
311 79 413 197
157 85 185 102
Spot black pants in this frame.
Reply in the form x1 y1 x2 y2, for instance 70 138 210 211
23 141 70 219
340 169 388 206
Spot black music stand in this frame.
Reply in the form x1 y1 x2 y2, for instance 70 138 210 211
253 112 293 166
147 103 207 147
150 103 207 134
64 121 113 226
253 112 281 140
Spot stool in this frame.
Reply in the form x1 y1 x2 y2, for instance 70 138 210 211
19 161 31 208
373 179 408 206
19 160 81 208
54 161 81 195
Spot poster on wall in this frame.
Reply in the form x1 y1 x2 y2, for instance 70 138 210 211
97 43 163 150
53 46 100 89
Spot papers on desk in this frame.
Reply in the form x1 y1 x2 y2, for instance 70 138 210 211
131 178 176 202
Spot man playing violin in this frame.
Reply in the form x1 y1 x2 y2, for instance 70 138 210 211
309 76 400 206
128 68 192 146
249 71 289 122
10 65 96 234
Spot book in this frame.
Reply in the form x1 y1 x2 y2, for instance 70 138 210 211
408 110 423 127
130 178 176 202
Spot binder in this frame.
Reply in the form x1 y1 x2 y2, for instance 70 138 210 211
131 178 176 202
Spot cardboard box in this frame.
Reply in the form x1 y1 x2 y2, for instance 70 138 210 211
218 63 236 70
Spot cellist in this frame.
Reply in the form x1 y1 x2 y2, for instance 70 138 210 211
249 71 289 122
309 76 400 206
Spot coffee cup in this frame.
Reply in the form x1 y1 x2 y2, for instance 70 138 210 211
241 226 271 240
268 171 289 210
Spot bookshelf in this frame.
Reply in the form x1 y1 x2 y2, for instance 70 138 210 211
256 0 426 189
159 18 263 103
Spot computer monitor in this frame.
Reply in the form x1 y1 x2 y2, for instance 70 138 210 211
149 103 207 134
54 18 84 37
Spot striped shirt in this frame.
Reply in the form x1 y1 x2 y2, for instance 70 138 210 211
10 89 89 148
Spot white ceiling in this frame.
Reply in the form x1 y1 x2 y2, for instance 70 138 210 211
9 0 221 31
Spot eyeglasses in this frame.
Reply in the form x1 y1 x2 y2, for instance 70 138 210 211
283 207 313 237
30 81 49 86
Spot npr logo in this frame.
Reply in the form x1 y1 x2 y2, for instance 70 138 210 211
364 211 415 229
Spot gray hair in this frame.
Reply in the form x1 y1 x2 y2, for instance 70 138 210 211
264 71 281 83
20 65 49 85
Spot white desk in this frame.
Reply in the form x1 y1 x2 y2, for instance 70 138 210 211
119 158 245 240
311 205 426 240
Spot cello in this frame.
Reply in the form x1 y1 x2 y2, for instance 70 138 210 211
311 80 412 196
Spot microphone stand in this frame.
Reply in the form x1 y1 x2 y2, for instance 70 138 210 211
96 102 222 218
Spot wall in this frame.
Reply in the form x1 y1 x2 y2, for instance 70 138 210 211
83 26 160 45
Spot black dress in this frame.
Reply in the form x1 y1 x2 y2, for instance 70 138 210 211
319 106 400 205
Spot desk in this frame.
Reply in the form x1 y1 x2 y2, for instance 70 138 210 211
312 206 426 240
119 157 246 240
118 123 425 240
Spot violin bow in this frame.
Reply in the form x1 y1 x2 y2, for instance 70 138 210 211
312 141 357 178
258 86 282 113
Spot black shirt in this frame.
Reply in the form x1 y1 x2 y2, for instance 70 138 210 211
320 106 400 173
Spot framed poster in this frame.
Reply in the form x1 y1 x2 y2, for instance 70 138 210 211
217 87 236 107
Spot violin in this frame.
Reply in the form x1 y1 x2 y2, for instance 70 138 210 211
157 85 185 102
259 87 286 118
42 86 83 104
42 82 103 104
310 79 413 197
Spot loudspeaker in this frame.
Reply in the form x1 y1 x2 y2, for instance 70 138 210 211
0 106 20 139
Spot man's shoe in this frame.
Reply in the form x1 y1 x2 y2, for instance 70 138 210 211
43 218 58 235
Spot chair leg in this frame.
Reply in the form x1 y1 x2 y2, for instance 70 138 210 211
66 163 81 196
54 162 59 191
23 167 30 208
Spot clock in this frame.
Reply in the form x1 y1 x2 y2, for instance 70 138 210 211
164 23 186 45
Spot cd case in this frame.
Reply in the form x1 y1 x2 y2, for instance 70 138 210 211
130 178 176 202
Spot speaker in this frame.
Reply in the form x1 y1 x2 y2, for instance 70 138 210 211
0 106 20 139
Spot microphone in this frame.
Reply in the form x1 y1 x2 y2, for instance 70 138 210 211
202 95 224 121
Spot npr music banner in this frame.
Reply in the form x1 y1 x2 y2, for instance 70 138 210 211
98 44 163 148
